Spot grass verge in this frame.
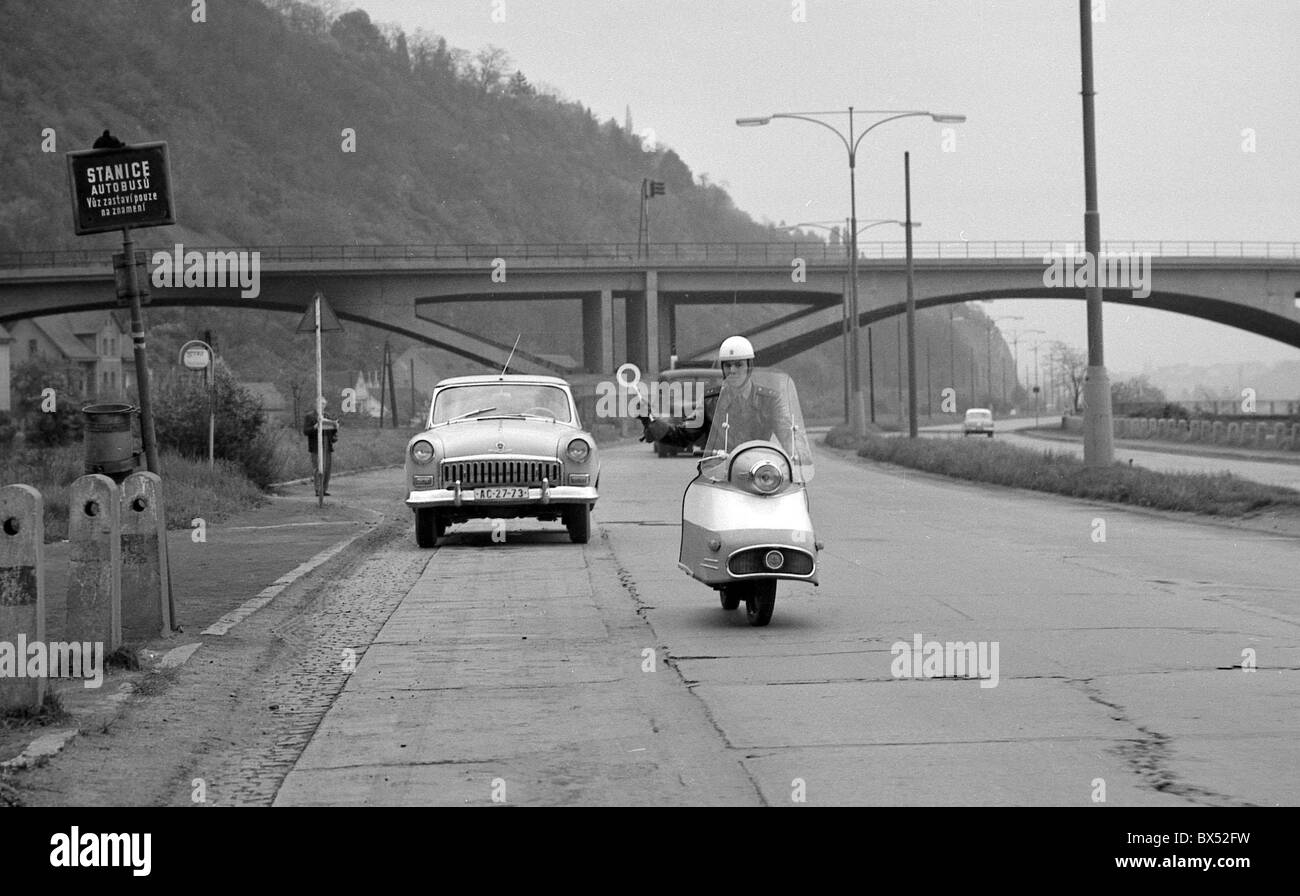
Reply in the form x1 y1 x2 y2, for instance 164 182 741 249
1 445 266 542
825 425 1300 516
263 423 417 483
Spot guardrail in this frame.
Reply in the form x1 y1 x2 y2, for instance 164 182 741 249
1 240 1297 269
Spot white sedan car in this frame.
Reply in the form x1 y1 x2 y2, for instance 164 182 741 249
963 408 994 437
404 375 600 546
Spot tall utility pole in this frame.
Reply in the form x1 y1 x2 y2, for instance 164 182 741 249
1079 0 1114 465
904 151 918 437
867 326 876 423
896 316 903 421
122 228 161 475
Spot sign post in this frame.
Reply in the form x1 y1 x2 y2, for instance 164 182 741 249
179 340 215 467
66 135 176 477
296 293 342 507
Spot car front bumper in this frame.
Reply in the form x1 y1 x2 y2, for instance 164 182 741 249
406 485 599 510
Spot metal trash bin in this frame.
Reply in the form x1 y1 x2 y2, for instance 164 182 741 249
82 403 141 480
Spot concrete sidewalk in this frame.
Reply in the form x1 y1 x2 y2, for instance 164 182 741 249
0 478 388 768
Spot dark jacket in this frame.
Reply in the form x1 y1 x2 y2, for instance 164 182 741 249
645 381 792 453
303 412 339 450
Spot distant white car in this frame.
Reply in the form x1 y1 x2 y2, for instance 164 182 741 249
963 408 994 437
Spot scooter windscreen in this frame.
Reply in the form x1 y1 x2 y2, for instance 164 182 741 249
701 368 815 482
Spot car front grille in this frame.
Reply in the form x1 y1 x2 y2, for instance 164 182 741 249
728 547 815 577
441 459 562 488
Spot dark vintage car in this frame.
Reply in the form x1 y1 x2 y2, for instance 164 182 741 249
652 367 723 457
404 375 600 546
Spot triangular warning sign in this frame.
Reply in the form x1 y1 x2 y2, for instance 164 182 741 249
296 292 343 333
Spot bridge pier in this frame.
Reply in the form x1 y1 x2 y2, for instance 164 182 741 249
626 271 661 378
658 296 676 370
582 289 614 375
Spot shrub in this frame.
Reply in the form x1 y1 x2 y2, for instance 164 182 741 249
152 366 268 483
7 359 91 447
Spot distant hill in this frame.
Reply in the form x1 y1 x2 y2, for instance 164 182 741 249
0 0 781 251
1 0 1004 418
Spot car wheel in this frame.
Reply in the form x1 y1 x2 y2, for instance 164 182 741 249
655 444 666 457
564 504 591 544
415 509 441 548
745 580 777 627
719 587 741 611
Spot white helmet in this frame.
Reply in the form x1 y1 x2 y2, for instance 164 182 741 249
718 335 755 363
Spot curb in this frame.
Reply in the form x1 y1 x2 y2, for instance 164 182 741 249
268 463 400 491
0 520 375 778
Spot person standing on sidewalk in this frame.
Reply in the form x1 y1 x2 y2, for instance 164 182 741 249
303 403 340 496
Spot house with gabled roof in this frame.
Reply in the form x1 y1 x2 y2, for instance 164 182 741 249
5 311 133 408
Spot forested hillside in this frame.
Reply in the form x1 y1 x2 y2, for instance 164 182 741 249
1 0 1006 419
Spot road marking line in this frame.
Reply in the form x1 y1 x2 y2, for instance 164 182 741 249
222 522 360 531
200 532 366 636
160 642 204 669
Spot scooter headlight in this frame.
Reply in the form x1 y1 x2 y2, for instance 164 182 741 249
749 460 785 494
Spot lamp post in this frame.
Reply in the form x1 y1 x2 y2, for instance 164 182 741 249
738 108 965 436
1078 0 1114 465
778 218 916 425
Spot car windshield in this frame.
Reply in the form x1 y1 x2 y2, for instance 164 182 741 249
700 368 815 482
431 383 572 424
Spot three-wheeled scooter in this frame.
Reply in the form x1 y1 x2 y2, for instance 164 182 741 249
677 369 819 626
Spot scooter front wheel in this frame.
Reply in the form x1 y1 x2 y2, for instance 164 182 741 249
745 580 777 627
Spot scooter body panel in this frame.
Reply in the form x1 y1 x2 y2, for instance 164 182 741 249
678 477 818 587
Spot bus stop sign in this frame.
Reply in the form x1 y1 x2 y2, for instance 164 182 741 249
66 141 175 235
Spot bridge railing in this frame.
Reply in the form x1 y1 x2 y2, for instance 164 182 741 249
1 240 1296 269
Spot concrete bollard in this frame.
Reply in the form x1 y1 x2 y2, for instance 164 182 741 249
66 475 121 653
119 472 171 642
0 485 45 712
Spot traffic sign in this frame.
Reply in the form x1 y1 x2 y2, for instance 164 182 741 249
179 341 212 371
67 141 175 235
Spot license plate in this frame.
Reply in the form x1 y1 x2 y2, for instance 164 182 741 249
474 487 529 500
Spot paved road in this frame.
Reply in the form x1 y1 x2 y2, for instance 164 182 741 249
274 441 1299 806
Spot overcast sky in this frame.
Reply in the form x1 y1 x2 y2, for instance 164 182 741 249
356 0 1300 379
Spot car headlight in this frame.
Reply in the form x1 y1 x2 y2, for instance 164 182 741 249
410 440 435 464
749 460 785 494
566 439 590 463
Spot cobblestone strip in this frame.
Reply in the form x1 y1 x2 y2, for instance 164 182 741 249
192 537 428 806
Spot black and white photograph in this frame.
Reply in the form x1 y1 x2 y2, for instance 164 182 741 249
0 0 1296 850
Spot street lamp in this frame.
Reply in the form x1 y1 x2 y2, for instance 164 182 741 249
776 217 919 425
737 108 965 436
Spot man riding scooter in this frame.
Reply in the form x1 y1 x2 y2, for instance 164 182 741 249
639 336 793 453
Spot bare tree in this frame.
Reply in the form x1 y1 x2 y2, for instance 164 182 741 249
474 45 511 92
1049 341 1087 413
